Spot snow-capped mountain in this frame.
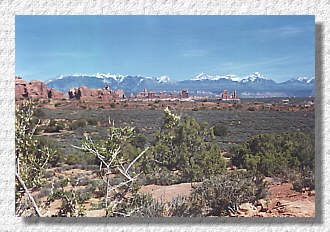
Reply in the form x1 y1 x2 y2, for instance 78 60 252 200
240 72 270 83
156 75 174 83
46 72 314 98
191 72 215 81
288 76 315 84
47 73 178 94
191 73 240 81
190 72 270 83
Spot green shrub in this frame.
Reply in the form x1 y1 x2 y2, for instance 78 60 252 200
168 195 190 217
87 118 98 126
69 119 86 130
34 137 64 167
44 120 65 133
44 170 54 179
64 153 86 165
77 176 91 186
76 187 93 203
291 168 315 192
115 193 167 217
230 132 315 178
140 109 226 183
36 187 52 199
233 103 243 110
34 108 45 118
213 123 228 137
187 171 268 216
131 134 147 148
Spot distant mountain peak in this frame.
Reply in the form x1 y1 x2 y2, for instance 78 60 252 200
191 72 214 81
191 72 270 83
240 72 270 83
156 75 173 83
295 76 315 83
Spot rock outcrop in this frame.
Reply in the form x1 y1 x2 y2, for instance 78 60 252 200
68 85 126 101
15 76 125 101
15 77 49 99
48 88 67 99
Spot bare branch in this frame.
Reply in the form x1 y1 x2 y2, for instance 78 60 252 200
15 172 43 217
126 147 149 175
41 150 51 169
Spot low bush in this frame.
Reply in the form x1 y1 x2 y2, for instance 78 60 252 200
187 171 268 216
230 132 315 178
36 187 52 199
44 170 54 179
291 168 315 192
76 187 93 203
115 193 167 217
87 118 98 126
34 137 64 167
77 176 91 186
34 108 45 118
247 106 256 111
130 134 147 148
43 120 65 133
213 123 228 137
69 119 86 130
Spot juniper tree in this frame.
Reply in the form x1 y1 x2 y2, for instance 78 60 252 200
143 107 226 183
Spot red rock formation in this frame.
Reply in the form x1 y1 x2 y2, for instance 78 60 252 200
15 77 125 102
28 80 49 99
113 89 125 99
15 77 50 99
68 85 126 101
15 78 29 99
48 88 66 99
221 89 239 101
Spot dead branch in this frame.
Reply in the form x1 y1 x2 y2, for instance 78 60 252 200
15 172 43 217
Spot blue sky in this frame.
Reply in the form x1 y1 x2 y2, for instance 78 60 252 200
16 15 314 82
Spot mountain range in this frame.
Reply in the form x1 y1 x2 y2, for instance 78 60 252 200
46 72 315 98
